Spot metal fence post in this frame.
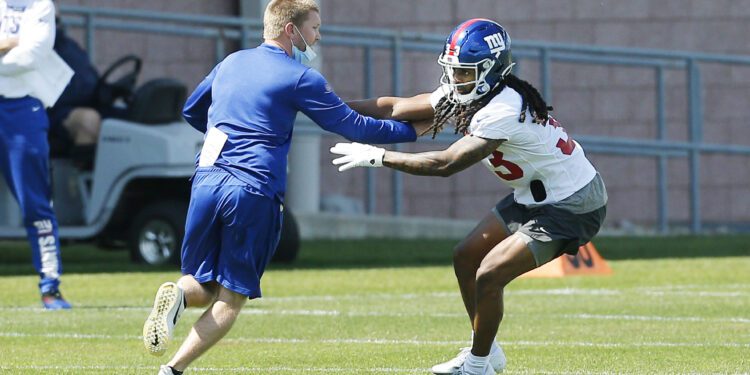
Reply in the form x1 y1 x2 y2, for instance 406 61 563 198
215 33 225 64
656 67 668 233
687 59 703 233
364 47 377 215
85 12 96 63
392 35 403 216
540 47 551 101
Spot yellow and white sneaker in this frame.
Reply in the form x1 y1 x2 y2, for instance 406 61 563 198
143 282 185 356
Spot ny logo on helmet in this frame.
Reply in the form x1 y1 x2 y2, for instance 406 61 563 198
483 32 506 58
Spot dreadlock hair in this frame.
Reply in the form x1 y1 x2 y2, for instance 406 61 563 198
427 74 554 138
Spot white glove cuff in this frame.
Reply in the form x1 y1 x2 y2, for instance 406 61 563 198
369 147 385 167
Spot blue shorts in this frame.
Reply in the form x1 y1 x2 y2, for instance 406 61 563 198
180 168 283 299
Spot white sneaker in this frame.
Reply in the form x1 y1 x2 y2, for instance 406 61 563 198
432 346 506 374
143 282 185 356
452 362 495 375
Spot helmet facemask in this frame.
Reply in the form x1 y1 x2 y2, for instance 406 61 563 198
438 55 514 104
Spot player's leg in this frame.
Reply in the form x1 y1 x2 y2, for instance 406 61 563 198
453 211 510 322
166 285 248 371
0 97 68 309
432 207 512 374
448 233 537 375
464 202 591 374
472 233 537 355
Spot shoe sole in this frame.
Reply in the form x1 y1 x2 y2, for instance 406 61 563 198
143 282 181 356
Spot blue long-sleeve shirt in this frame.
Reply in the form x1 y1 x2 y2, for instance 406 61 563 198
183 43 416 202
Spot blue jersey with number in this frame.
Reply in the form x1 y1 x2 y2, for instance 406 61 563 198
183 43 416 202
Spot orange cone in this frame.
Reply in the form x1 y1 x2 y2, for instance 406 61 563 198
521 242 612 278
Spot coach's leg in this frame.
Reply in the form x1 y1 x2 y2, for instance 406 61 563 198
167 286 247 371
471 233 537 356
177 275 218 308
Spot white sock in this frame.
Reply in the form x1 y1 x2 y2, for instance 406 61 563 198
490 340 501 355
464 353 489 374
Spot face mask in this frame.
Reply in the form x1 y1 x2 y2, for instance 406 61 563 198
292 24 317 63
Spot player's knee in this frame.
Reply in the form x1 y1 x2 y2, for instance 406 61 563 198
217 287 249 310
475 265 511 295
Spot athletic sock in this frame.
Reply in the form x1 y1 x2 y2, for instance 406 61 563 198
490 340 501 355
464 353 489 374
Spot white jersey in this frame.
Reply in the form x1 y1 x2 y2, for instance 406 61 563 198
0 0 71 106
431 85 597 206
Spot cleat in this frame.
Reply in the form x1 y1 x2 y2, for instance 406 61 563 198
158 365 182 375
432 346 506 374
143 282 185 356
41 291 72 310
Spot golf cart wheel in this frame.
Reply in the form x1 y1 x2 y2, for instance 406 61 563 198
129 201 187 266
272 208 300 263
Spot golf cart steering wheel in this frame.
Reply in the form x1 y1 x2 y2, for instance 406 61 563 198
96 55 142 110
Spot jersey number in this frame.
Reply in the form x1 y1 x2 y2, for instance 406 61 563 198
549 117 576 155
488 151 524 181
488 117 576 181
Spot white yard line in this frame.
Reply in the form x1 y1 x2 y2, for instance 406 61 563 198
0 365 427 373
1 331 748 348
1 364 738 375
0 305 747 323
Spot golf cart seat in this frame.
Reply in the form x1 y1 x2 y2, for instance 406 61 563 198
124 78 187 125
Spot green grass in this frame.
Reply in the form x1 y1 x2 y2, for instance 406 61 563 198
0 236 748 374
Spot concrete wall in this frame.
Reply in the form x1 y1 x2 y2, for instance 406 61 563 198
59 0 750 231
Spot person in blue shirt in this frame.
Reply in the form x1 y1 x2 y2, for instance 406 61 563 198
142 1 424 374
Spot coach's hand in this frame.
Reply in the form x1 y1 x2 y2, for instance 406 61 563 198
330 142 385 171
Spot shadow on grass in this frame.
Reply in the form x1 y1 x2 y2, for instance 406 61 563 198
0 235 747 276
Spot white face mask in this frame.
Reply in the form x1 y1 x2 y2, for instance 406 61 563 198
292 24 317 64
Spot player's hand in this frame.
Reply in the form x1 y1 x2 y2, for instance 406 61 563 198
330 142 385 172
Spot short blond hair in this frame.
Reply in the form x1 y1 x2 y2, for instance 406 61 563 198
263 0 320 39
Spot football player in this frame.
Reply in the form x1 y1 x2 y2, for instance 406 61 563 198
338 19 608 375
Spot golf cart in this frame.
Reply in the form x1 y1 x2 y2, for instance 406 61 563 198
0 55 300 265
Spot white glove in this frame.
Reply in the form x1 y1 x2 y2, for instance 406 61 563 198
330 142 385 172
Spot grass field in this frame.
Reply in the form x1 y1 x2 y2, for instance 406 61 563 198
0 236 748 374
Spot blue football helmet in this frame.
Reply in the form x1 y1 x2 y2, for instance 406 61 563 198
438 19 515 104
